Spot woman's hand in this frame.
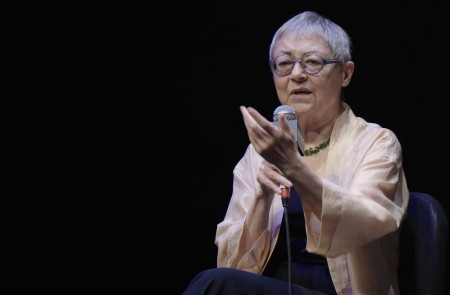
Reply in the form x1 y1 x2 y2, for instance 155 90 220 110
257 160 293 197
240 105 300 175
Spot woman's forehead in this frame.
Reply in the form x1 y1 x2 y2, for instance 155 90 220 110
274 33 330 53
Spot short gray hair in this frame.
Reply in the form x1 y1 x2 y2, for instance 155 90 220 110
269 11 352 64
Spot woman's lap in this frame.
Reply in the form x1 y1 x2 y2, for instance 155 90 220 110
181 267 329 295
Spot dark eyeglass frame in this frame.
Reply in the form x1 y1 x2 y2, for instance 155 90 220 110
269 53 340 77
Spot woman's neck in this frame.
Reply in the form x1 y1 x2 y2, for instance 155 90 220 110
300 102 344 146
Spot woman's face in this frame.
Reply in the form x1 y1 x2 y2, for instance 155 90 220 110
271 33 353 119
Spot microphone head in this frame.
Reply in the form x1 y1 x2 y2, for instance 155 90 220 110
273 105 296 121
272 104 305 156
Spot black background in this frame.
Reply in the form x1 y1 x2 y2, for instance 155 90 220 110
10 1 449 293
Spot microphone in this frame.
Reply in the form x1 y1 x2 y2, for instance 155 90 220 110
272 105 305 156
272 105 301 295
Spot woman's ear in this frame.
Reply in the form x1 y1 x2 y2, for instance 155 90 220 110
341 61 354 87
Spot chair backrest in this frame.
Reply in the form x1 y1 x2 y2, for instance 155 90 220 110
398 192 448 295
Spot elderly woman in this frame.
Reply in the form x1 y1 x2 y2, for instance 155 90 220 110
182 10 408 295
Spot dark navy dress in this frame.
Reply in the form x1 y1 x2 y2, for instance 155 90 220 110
263 188 336 294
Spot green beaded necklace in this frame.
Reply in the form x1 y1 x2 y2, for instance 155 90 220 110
304 138 330 156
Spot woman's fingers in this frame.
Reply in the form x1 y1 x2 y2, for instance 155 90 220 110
240 106 270 136
240 105 300 171
240 106 280 149
257 162 293 195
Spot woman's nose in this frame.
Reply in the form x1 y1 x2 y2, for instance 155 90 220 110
290 61 308 79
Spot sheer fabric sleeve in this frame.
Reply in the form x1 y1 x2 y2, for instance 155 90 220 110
215 144 284 273
305 115 409 257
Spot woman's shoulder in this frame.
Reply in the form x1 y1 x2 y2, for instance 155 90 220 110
344 103 401 144
341 104 403 156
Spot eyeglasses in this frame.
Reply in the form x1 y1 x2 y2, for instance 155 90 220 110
270 53 340 77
